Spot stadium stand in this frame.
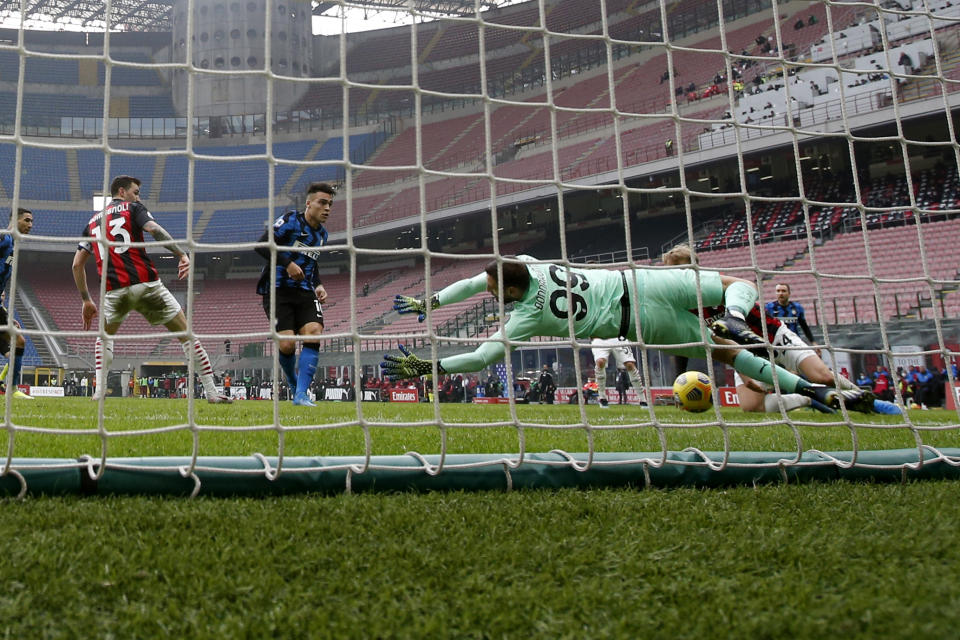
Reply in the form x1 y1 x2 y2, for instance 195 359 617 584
0 50 79 85
3 0 959 351
769 218 960 324
0 144 70 201
97 53 163 87
201 207 286 244
76 149 159 199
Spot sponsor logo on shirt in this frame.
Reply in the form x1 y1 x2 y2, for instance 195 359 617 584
293 239 322 262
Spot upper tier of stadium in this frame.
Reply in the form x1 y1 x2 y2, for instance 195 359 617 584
1 0 958 251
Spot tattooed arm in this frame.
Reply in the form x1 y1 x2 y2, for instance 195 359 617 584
143 220 190 280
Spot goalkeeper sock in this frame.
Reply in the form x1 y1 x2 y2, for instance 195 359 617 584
296 344 320 397
763 393 810 413
733 350 803 393
11 347 24 385
723 281 758 319
278 350 298 389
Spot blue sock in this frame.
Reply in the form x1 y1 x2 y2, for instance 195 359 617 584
873 399 904 415
296 344 320 396
11 347 24 384
278 351 298 389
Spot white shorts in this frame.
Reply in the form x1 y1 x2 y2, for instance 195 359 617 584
591 338 637 369
734 325 817 389
102 280 182 327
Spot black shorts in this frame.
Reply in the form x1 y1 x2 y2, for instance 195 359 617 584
0 306 9 354
263 288 324 333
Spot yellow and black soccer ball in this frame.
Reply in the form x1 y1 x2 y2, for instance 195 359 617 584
672 371 713 412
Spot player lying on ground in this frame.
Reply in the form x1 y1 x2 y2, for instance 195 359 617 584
383 255 873 412
661 243 899 415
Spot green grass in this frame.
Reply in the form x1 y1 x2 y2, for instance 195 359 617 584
2 399 960 637
4 397 959 459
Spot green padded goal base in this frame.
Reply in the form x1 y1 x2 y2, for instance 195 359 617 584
2 448 959 497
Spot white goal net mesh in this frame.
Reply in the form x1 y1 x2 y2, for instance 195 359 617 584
1 0 959 491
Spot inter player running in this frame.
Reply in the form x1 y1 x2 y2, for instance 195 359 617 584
0 208 34 399
72 175 230 403
255 181 333 407
385 255 872 412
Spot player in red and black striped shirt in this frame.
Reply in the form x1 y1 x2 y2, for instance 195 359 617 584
72 175 230 404
661 243 875 413
80 193 159 290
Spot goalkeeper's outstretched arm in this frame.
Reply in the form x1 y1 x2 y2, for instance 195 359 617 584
381 339 505 379
394 273 488 322
382 314 536 379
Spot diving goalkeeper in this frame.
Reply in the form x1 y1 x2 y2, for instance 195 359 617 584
382 255 873 412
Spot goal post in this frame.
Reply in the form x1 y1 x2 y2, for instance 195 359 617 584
2 0 960 497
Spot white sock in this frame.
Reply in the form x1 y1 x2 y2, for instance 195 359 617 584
764 393 810 413
628 368 644 402
182 339 218 398
95 337 114 394
595 364 607 400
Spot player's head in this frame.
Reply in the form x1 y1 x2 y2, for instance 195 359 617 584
775 282 791 305
662 243 692 266
304 182 336 226
111 176 142 202
15 208 33 235
484 258 530 303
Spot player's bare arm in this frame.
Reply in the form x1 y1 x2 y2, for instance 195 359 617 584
71 248 98 330
143 220 189 279
315 284 327 303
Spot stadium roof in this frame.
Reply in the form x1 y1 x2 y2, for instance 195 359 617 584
0 0 515 32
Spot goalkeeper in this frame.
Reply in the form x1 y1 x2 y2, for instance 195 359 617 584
383 255 873 412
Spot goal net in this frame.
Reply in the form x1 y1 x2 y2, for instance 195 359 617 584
1 0 960 497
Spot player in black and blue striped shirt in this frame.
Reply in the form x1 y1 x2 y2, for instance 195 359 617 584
0 208 33 398
765 283 815 343
256 182 334 407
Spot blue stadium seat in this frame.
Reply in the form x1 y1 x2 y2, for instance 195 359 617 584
28 209 92 240
0 50 79 85
201 207 287 244
0 144 70 201
128 95 176 117
159 141 327 202
76 149 158 199
287 133 386 195
97 53 163 87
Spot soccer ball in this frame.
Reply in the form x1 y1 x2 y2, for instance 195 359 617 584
672 371 713 412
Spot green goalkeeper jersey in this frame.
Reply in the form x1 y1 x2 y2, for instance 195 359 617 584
431 256 728 373
438 255 629 372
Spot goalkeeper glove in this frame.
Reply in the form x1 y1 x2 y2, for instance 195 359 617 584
380 344 445 380
393 294 439 323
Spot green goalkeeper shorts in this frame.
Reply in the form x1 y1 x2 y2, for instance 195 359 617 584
632 268 725 358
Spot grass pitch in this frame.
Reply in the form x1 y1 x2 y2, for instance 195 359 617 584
2 398 960 637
